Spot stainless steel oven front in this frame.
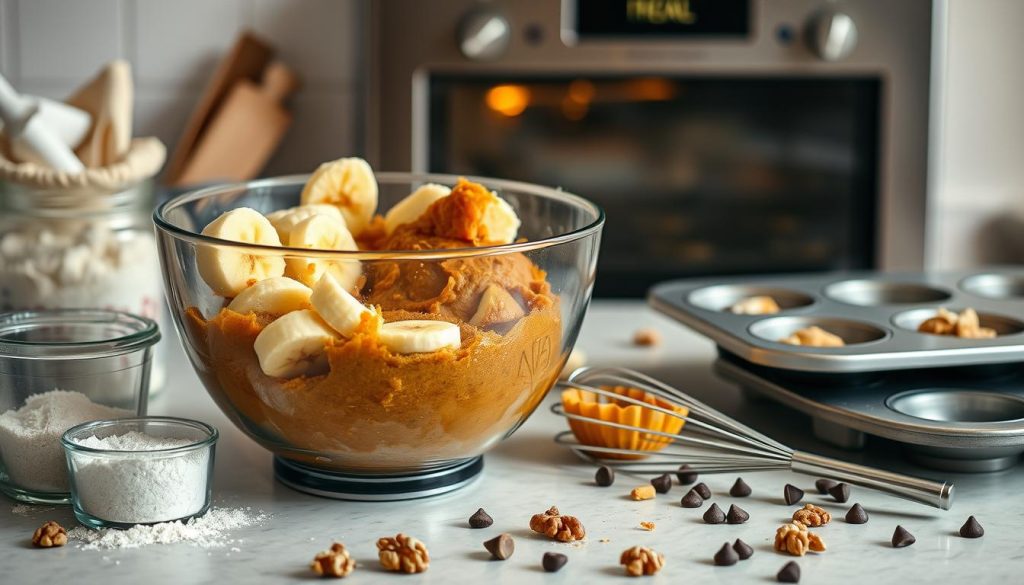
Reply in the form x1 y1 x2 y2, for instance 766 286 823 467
369 0 933 296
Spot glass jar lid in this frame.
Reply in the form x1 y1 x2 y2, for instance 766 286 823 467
0 309 160 360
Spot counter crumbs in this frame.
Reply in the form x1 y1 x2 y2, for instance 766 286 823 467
630 485 656 501
639 521 655 531
632 328 662 347
310 542 356 578
377 533 429 573
620 545 665 576
32 521 67 548
529 506 586 542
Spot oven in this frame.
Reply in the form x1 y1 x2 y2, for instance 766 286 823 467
369 0 933 296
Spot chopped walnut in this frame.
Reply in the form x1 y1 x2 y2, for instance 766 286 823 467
918 307 997 339
730 296 781 315
377 533 429 574
31 521 67 548
529 506 586 542
774 522 826 557
311 542 356 578
630 487 655 502
633 328 662 347
792 504 832 527
620 545 665 576
779 326 845 347
639 521 655 531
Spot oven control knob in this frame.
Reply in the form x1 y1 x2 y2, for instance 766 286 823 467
458 11 511 61
806 10 858 61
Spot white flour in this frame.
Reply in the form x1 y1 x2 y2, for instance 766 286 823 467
71 431 209 524
0 390 130 492
68 507 267 550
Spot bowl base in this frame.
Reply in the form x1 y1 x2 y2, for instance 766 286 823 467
273 456 484 501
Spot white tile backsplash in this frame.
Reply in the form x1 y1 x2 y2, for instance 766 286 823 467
133 0 246 88
17 0 122 81
133 88 200 157
251 0 359 85
263 91 357 176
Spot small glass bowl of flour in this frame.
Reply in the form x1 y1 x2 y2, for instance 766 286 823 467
62 417 218 529
0 309 160 504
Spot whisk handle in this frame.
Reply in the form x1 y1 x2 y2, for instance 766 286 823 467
790 451 954 510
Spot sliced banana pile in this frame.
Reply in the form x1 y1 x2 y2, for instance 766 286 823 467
192 156 530 378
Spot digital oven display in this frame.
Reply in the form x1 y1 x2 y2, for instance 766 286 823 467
571 0 751 39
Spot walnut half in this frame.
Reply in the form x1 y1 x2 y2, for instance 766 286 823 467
529 506 586 542
377 533 429 574
31 521 67 548
774 522 826 557
311 542 356 578
792 504 832 527
620 545 665 576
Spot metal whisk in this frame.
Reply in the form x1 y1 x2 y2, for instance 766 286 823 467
553 367 954 509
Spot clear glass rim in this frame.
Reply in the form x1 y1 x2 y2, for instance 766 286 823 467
0 309 161 359
62 416 219 456
153 172 606 260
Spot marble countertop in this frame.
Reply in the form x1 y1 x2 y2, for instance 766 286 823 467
2 301 1020 584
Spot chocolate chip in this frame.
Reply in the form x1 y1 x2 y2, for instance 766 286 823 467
732 538 754 560
729 477 751 497
651 473 673 494
777 560 801 583
726 504 749 524
892 525 916 548
694 482 712 499
676 464 698 485
713 542 738 566
542 551 567 572
483 533 515 560
594 465 615 487
814 478 837 494
468 508 493 528
783 484 804 505
680 489 704 508
959 515 984 538
703 503 726 524
828 482 851 503
845 503 868 524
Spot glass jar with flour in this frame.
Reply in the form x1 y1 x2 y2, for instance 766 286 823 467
0 181 167 391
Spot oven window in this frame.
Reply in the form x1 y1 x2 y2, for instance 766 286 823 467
428 76 880 297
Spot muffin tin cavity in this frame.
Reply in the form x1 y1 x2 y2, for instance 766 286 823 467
825 279 951 306
886 389 1024 423
960 273 1024 300
892 308 1024 336
749 316 888 346
687 285 814 313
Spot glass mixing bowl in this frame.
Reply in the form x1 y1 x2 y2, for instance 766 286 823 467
154 173 603 499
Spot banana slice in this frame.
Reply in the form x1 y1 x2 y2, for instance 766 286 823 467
253 309 338 378
469 284 525 327
266 204 347 242
285 213 362 289
483 194 521 244
379 320 461 354
226 276 312 316
310 272 380 337
300 157 378 236
197 207 286 297
384 183 451 234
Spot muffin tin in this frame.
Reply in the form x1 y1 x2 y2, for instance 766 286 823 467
649 268 1024 374
649 268 1024 472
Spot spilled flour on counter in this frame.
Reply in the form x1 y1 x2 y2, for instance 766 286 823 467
68 507 267 550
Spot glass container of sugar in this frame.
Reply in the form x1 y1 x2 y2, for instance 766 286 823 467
0 180 167 392
0 309 159 504
62 417 218 529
